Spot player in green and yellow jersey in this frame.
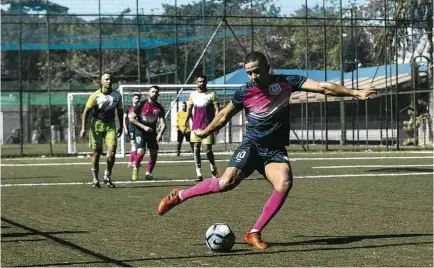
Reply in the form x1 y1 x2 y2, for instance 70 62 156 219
80 73 123 188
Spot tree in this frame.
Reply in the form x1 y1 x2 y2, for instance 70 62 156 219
1 0 69 14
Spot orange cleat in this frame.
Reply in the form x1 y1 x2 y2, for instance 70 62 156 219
244 228 268 249
157 188 183 215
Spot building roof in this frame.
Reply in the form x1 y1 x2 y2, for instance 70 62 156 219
210 63 427 103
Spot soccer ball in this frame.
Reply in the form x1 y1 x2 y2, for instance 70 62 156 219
205 223 236 251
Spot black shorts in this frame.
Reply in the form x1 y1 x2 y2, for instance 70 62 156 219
227 140 289 177
127 125 136 141
177 130 191 143
134 129 159 150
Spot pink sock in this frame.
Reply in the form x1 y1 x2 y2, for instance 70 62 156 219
253 190 287 232
135 152 144 167
146 155 157 173
129 152 135 163
179 178 221 201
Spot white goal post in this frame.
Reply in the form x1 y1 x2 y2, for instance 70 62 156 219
67 84 244 156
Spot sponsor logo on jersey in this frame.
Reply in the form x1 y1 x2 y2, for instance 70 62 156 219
269 83 281 95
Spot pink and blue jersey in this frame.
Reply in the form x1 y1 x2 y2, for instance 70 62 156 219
188 90 218 130
133 100 165 133
231 75 306 147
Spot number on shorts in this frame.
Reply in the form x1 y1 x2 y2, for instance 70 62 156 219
235 151 246 162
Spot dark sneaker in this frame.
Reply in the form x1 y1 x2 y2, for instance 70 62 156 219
93 181 101 188
103 179 115 188
144 174 154 180
103 175 115 188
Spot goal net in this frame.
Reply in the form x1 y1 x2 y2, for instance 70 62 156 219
67 84 244 156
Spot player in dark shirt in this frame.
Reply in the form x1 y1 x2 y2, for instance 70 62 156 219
157 51 375 249
124 94 141 167
128 86 166 181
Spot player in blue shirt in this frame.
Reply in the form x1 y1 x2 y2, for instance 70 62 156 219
157 51 375 249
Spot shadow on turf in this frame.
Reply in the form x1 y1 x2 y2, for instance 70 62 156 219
367 167 433 173
19 240 433 267
2 238 47 243
271 233 433 246
1 217 134 267
2 230 88 238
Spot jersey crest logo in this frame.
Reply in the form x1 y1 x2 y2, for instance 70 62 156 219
269 83 281 95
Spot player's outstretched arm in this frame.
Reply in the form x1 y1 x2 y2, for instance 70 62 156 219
300 78 375 100
195 101 241 138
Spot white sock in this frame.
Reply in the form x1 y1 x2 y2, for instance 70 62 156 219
196 168 202 176
210 164 217 171
145 171 151 176
91 168 99 183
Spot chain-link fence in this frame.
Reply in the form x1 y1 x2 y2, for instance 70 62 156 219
1 0 432 156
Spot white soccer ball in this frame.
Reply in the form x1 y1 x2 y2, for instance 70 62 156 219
205 223 236 252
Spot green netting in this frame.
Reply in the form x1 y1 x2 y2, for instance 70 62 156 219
1 92 69 108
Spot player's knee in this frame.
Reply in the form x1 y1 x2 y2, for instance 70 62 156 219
205 145 213 155
281 179 293 193
149 149 158 157
93 148 103 155
106 150 116 159
276 175 293 194
219 173 241 191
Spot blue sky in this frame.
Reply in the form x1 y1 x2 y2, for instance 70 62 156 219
37 0 363 17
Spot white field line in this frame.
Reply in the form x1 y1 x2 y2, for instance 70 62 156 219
292 156 433 160
2 151 433 161
1 172 432 187
1 156 433 167
0 159 228 167
313 164 434 169
295 172 433 179
1 178 196 187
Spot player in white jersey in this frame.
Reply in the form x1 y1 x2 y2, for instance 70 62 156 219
183 75 220 181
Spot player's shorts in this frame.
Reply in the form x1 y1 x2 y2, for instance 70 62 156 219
177 130 191 143
190 130 214 144
127 124 136 141
89 119 117 150
227 140 290 177
134 129 159 150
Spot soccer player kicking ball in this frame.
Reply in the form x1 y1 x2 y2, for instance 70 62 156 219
129 86 166 181
157 51 375 249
